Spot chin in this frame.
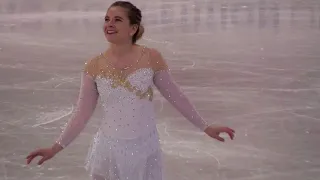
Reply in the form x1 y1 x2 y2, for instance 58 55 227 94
105 38 115 43
105 36 118 44
106 37 129 45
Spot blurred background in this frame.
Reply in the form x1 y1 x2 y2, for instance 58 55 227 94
0 0 320 179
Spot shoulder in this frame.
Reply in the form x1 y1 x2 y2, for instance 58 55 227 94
145 47 169 72
83 54 102 78
147 47 162 58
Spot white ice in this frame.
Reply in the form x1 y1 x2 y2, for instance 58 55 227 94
0 0 320 180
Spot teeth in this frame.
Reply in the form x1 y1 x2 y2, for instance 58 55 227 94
107 30 116 34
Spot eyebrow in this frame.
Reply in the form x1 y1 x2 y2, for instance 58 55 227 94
105 16 124 20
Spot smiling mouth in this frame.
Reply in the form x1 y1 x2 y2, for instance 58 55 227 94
106 30 117 34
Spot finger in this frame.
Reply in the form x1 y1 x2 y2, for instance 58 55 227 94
27 156 36 164
26 151 41 159
38 157 48 165
26 154 36 159
215 136 225 142
26 151 43 164
26 154 40 163
229 128 235 133
26 153 34 159
227 131 234 140
223 127 235 133
26 157 32 164
220 128 235 139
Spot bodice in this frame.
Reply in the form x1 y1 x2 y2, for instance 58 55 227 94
96 68 154 103
95 67 158 139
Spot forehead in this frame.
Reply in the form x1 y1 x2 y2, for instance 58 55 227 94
106 6 128 18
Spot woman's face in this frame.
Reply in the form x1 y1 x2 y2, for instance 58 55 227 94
103 6 138 44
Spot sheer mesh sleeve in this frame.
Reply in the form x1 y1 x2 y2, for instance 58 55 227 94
150 49 209 131
55 58 99 148
149 49 169 73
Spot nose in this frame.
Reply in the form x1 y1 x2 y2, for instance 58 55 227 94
104 21 114 30
105 19 116 27
107 23 115 29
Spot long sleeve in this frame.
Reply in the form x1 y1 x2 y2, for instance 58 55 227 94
153 70 209 131
149 48 209 131
55 60 99 148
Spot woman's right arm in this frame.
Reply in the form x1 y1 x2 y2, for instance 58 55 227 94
53 71 99 151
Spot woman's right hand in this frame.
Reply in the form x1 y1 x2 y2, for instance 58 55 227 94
26 143 63 165
26 148 56 165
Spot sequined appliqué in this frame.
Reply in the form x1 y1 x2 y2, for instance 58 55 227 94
96 68 154 101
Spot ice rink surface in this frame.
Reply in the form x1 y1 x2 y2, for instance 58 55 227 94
1 0 320 179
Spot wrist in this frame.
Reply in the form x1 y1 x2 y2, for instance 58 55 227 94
51 142 64 154
202 123 210 132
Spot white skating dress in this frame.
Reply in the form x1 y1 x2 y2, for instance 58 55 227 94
55 46 209 180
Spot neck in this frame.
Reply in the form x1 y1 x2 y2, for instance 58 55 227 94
108 42 135 57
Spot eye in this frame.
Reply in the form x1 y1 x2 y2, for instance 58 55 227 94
115 18 122 22
104 17 109 22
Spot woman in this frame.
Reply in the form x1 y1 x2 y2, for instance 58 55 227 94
26 1 235 180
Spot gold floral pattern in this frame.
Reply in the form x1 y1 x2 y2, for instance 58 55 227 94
93 68 153 101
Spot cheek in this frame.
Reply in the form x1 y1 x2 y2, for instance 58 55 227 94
102 23 107 32
118 26 131 35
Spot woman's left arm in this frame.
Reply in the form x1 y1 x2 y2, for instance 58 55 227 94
150 49 209 131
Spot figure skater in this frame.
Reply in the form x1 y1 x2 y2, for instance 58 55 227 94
26 1 235 180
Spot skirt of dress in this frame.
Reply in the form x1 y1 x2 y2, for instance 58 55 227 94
84 128 163 180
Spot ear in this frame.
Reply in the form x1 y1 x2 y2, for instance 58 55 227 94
130 24 139 36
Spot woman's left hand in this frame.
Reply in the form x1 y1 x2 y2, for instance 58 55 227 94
204 125 235 142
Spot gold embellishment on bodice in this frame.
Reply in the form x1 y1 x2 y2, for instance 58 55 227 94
96 69 153 101
109 74 153 101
